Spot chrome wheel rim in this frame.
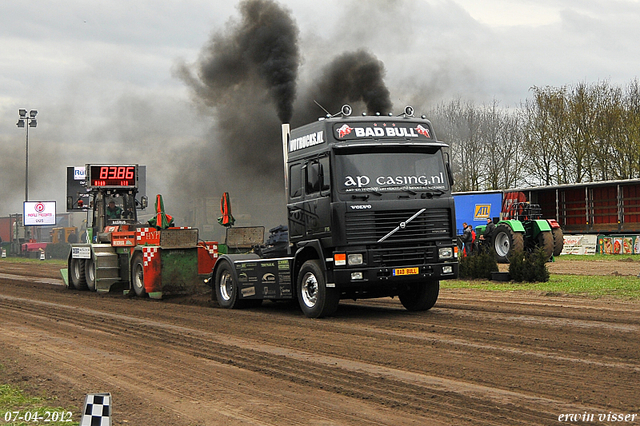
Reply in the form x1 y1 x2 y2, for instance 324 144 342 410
301 272 319 308
220 271 233 302
87 259 94 284
133 262 144 292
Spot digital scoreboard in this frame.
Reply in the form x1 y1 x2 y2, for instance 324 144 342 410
87 165 138 188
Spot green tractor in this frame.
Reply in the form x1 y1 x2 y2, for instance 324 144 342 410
476 202 563 263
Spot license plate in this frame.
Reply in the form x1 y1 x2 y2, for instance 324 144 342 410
393 267 419 276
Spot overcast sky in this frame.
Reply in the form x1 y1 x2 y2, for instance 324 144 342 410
2 0 640 223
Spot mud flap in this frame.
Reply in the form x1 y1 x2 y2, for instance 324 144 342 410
60 268 69 288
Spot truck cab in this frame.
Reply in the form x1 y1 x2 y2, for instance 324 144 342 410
211 106 459 318
284 108 458 315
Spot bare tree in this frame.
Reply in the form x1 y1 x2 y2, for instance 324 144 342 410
430 99 484 191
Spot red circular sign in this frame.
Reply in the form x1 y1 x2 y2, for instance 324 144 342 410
34 203 45 213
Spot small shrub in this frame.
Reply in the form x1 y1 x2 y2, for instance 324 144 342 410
459 246 499 280
508 250 527 281
508 247 550 282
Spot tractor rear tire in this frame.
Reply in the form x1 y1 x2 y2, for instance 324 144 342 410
85 256 96 291
552 227 564 257
537 230 555 261
69 257 88 290
131 254 147 297
297 260 339 318
493 223 525 263
399 280 439 311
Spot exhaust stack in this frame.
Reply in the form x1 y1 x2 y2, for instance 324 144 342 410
281 123 290 199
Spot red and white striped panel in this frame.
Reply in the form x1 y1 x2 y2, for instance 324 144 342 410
142 247 158 267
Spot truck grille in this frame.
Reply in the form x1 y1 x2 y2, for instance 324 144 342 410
370 244 437 267
345 208 451 245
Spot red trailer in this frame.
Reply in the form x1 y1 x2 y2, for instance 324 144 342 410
508 179 640 235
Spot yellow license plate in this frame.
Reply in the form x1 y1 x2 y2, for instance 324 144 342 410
393 267 419 276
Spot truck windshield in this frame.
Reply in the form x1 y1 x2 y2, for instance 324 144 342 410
335 150 448 194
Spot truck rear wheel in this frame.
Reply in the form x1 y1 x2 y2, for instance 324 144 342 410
399 280 439 311
493 223 524 263
297 260 339 318
85 256 96 291
131 254 147 297
69 257 88 290
215 261 241 309
552 227 564 257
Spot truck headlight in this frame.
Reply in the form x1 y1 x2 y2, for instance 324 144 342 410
348 253 364 266
438 247 453 260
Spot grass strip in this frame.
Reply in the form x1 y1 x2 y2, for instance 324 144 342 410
0 384 79 426
443 274 640 299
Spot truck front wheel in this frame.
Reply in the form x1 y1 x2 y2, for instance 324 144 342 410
131 254 147 297
399 280 439 311
297 260 339 318
69 257 88 290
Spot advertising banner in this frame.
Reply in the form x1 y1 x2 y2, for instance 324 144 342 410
23 201 56 226
453 192 503 235
561 235 598 255
597 235 640 254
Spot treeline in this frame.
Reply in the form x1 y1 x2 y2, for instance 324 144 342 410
428 79 640 192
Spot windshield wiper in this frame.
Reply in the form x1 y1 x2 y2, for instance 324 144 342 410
351 189 382 200
421 186 446 197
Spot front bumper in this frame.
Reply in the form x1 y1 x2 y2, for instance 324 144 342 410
333 261 458 288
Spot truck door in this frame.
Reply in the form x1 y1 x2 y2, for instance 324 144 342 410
303 156 331 238
287 156 331 240
288 162 306 240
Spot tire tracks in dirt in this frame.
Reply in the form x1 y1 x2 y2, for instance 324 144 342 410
1 292 630 425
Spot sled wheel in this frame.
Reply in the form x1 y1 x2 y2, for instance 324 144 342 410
85 256 96 291
69 257 88 290
131 254 147 297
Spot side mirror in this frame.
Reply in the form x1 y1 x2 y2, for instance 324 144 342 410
141 196 148 209
445 152 454 186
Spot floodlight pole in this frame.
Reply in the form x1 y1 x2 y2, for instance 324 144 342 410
17 109 37 242
25 120 29 202
17 109 37 202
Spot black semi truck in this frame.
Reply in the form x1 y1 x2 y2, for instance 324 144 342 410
210 106 459 318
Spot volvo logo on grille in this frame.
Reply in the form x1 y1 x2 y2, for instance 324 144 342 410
350 205 372 210
377 208 426 243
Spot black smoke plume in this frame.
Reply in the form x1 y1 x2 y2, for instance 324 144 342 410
192 0 299 123
175 0 300 233
294 49 393 125
175 1 393 233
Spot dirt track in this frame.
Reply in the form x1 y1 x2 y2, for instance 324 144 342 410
1 260 639 425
